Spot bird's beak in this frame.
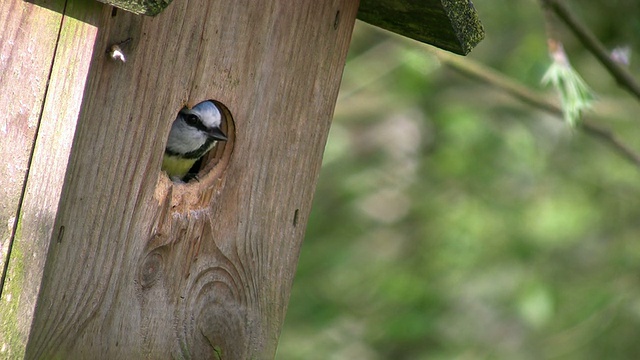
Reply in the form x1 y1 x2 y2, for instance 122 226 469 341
208 127 228 141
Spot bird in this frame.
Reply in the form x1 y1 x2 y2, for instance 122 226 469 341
162 100 227 181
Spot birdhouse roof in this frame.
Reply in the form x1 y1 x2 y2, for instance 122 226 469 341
97 0 484 55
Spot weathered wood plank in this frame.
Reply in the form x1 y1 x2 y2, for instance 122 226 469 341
0 0 68 357
357 0 485 55
0 0 62 279
24 0 359 358
0 2 103 358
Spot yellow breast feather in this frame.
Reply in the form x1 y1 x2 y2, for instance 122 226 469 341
162 154 198 180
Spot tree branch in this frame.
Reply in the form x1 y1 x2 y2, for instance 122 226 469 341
541 0 640 101
429 48 640 169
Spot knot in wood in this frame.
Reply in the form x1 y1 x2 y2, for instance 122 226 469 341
139 251 163 288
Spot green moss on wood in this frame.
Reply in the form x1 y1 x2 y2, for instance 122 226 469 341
95 0 172 16
0 217 26 360
441 0 485 54
357 0 485 55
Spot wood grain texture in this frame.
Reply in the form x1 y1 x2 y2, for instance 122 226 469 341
0 0 61 283
2 1 101 358
96 0 485 55
24 0 359 358
0 0 72 357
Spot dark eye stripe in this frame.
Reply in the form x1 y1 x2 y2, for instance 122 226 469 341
165 137 216 159
180 111 209 132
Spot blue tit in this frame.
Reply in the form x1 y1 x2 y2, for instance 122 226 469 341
162 100 227 181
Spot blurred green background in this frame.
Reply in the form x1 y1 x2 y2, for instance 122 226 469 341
278 0 640 358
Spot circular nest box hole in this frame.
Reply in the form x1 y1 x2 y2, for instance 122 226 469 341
158 99 235 212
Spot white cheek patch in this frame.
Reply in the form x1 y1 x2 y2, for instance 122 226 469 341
166 120 208 154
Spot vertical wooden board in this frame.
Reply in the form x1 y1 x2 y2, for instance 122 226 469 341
26 0 359 358
0 1 103 358
0 0 64 356
0 0 63 283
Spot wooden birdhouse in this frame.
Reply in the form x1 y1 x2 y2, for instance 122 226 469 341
0 0 483 358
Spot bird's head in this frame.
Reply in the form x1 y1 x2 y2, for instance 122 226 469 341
166 100 227 155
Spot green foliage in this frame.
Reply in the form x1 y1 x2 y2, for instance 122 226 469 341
279 1 640 358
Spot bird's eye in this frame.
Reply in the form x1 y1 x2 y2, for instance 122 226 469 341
185 114 200 126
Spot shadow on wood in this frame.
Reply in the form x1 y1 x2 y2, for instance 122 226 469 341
2 0 359 358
